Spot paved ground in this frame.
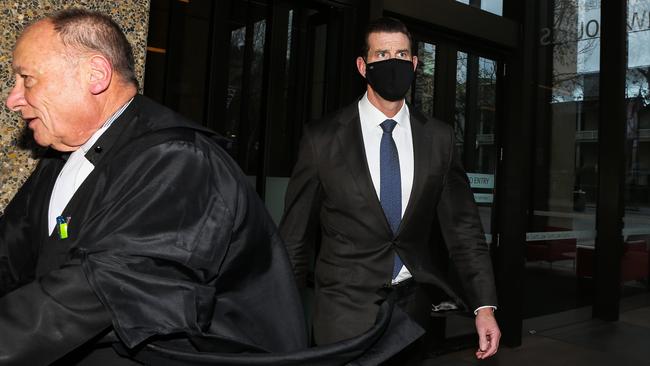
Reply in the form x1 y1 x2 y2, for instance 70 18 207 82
426 292 650 366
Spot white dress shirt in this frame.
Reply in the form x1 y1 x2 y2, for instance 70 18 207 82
358 93 413 284
48 99 133 234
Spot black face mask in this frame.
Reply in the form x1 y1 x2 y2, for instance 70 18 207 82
364 58 415 101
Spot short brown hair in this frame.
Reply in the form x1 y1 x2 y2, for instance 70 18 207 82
48 8 138 88
361 17 413 59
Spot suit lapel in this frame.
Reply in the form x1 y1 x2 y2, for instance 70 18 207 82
335 105 392 237
398 109 432 236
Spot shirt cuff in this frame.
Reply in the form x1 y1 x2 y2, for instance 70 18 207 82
474 305 497 315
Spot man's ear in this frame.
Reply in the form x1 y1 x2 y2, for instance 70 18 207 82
88 55 112 95
356 56 367 78
412 55 418 71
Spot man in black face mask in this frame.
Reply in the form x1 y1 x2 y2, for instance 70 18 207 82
280 17 500 364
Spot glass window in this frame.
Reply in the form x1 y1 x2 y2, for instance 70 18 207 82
455 0 503 16
455 52 498 240
447 50 500 339
623 0 650 294
144 0 212 122
225 26 246 154
310 23 328 119
477 57 497 174
526 0 601 319
413 42 436 117
265 8 296 224
144 0 270 180
222 2 269 178
456 51 468 161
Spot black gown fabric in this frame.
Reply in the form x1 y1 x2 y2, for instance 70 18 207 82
0 95 308 364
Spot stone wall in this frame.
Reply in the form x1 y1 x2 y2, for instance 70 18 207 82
0 0 150 214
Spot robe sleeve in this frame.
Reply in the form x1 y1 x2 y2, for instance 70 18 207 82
77 135 306 352
0 262 111 366
0 163 41 296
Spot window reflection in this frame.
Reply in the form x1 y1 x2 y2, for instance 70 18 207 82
224 13 268 177
225 26 246 155
413 42 435 117
244 20 267 175
548 0 600 103
527 0 601 318
455 51 468 161
624 0 650 291
454 52 498 242
265 8 295 224
455 0 503 16
477 57 497 175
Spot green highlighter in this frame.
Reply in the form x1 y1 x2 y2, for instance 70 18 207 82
57 216 69 239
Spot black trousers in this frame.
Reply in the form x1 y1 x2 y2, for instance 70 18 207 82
382 280 444 366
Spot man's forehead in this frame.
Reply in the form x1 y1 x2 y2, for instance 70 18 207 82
12 21 61 69
15 20 59 48
367 31 410 49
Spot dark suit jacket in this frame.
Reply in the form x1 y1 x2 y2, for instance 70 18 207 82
0 95 307 364
280 101 498 345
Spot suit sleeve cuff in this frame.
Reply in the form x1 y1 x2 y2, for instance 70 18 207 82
474 305 497 315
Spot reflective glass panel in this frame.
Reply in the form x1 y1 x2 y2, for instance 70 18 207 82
623 0 650 295
413 42 436 117
455 52 498 242
448 51 499 338
455 0 503 16
527 0 601 318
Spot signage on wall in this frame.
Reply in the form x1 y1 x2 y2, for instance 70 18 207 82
467 173 494 204
538 0 650 73
467 173 494 189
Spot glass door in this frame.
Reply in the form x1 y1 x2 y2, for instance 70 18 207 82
445 50 502 345
411 36 504 351
261 2 359 223
525 0 601 321
455 52 499 247
412 41 502 251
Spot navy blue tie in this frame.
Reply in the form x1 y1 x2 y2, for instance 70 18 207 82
379 119 403 279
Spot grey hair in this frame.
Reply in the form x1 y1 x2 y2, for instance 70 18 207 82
48 8 138 88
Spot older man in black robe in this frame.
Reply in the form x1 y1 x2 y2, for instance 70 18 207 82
0 9 307 365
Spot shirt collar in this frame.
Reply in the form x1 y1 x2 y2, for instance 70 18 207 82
79 98 134 154
358 92 410 131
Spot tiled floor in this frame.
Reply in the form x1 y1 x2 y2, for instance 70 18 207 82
427 292 650 366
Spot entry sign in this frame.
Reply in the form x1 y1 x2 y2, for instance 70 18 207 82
467 173 494 204
467 173 494 189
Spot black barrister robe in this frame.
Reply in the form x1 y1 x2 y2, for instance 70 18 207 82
0 95 308 365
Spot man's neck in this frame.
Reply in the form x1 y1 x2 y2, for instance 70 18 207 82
98 85 137 125
65 86 137 152
366 88 404 118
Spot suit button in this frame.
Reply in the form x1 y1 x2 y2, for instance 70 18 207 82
94 146 103 153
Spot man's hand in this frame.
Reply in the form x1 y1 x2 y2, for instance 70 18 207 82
475 308 500 359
